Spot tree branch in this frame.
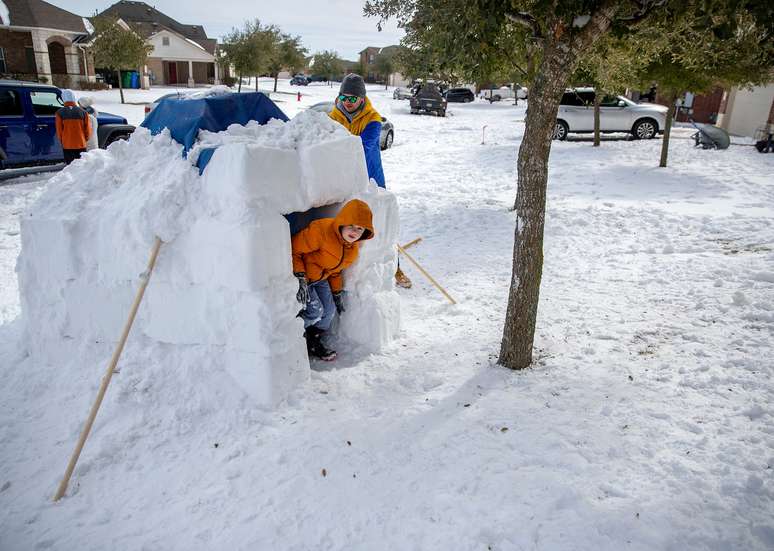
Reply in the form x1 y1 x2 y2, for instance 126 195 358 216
568 0 621 55
505 11 542 40
616 0 668 25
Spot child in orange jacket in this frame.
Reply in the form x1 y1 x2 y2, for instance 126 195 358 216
291 199 374 361
55 89 91 165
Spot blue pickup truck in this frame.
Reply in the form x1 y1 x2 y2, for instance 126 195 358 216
0 80 135 169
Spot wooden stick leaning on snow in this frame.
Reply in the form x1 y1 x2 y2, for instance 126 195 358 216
400 237 422 250
396 244 456 305
53 236 163 502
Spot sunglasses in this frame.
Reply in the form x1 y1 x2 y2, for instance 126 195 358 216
338 94 361 103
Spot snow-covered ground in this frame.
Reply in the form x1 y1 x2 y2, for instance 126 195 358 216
1 79 773 550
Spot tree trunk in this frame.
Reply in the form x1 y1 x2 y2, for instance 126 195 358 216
499 3 618 370
593 93 601 147
499 49 573 369
273 75 278 92
255 75 259 91
659 95 676 168
116 69 125 104
238 72 242 93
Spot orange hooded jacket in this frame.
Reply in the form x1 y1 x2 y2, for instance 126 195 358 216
55 102 91 150
291 199 374 293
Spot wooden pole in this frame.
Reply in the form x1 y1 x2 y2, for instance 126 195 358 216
53 237 163 502
400 237 422 250
396 244 456 305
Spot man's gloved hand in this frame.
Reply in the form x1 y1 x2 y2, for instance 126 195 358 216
332 291 345 314
294 272 308 304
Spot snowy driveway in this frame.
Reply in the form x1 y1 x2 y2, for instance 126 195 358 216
1 82 773 550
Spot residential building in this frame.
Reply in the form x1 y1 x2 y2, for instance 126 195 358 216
0 0 93 88
96 1 219 87
716 82 774 138
676 87 724 124
358 45 409 87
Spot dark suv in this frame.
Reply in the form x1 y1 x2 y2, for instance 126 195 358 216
444 88 474 103
0 80 135 168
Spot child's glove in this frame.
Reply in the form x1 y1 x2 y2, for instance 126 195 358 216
294 272 308 304
332 291 345 314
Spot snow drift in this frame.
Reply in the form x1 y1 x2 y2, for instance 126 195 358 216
16 107 400 407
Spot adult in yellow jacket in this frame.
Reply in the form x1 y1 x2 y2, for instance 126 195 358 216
328 74 412 289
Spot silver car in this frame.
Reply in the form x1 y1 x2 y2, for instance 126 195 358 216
308 101 395 150
553 88 668 140
393 87 413 100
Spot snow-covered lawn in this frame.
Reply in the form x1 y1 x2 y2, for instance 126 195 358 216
1 80 773 550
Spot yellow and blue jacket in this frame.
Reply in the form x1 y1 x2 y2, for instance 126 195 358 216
329 97 385 187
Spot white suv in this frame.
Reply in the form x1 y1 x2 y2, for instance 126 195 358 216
553 88 668 140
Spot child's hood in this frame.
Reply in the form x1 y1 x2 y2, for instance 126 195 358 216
334 199 374 241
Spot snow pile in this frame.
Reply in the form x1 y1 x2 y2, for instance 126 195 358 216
17 110 399 406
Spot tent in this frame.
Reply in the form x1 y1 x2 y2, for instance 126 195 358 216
141 92 289 171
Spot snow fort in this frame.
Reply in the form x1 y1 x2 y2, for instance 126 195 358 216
17 92 400 407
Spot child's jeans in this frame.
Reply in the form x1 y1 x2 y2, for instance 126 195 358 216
301 280 336 331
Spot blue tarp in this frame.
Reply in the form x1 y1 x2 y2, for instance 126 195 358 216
140 92 289 155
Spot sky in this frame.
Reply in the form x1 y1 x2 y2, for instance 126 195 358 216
50 0 405 61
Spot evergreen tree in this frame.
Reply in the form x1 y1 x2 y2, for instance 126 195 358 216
89 17 152 104
374 52 394 88
220 20 275 93
311 51 343 85
365 0 772 370
267 33 307 92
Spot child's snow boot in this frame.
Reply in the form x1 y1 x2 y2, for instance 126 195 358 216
304 327 336 361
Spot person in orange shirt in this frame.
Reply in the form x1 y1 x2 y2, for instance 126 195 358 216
55 89 91 165
291 199 374 361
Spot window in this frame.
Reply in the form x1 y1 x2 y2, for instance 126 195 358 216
369 54 374 63
577 91 595 105
0 48 6 73
25 48 36 73
162 36 170 46
30 91 63 116
0 90 23 116
600 95 622 107
560 92 584 106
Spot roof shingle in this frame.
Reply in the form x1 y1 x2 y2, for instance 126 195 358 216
2 0 87 33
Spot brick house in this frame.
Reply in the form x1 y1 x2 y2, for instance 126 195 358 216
358 45 409 87
0 0 93 88
96 1 219 87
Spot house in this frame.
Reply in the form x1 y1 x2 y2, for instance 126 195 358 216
630 76 774 138
96 1 219 87
358 45 409 87
0 0 93 88
716 82 774 138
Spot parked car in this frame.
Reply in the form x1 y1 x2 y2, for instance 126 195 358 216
479 84 528 102
290 75 309 86
307 74 328 83
308 101 395 150
444 88 475 103
0 80 134 169
393 87 413 100
553 88 668 141
481 86 515 102
410 83 447 117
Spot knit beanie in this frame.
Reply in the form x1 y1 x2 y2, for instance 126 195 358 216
61 89 76 104
339 74 366 98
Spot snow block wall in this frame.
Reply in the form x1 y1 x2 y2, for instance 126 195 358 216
17 110 400 407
